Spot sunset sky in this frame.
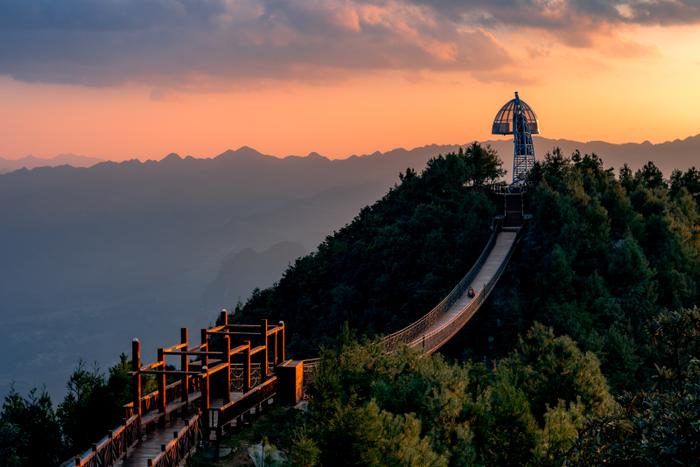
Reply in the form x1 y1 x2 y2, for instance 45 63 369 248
1 0 699 161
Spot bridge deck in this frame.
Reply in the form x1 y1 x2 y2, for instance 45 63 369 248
410 230 518 350
115 416 191 467
114 391 246 467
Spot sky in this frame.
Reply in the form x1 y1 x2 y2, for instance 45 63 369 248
0 0 699 161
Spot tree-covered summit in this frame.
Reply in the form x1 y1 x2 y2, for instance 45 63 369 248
238 143 505 356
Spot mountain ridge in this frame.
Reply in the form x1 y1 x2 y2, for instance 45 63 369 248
0 133 697 399
0 153 103 174
3 134 697 178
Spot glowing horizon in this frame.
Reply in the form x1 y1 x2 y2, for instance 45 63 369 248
1 2 699 161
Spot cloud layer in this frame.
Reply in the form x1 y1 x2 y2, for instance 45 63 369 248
0 0 698 87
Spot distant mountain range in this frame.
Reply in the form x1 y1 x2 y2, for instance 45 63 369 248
2 133 697 177
0 154 103 173
0 134 697 399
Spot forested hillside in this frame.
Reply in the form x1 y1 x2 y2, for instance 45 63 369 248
238 144 505 356
2 144 698 465
234 147 700 465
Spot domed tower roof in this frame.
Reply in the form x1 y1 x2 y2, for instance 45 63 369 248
492 92 539 135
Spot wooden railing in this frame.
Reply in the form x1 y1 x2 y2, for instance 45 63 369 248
415 228 521 353
72 415 140 467
382 225 500 352
212 377 278 434
148 412 202 467
69 315 287 466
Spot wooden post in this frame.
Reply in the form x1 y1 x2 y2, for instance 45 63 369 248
276 360 304 405
157 348 166 417
132 338 142 418
201 329 208 369
260 319 268 380
271 326 278 366
201 368 210 409
180 327 189 403
223 334 232 403
244 340 251 392
201 366 210 442
220 309 232 401
279 321 286 362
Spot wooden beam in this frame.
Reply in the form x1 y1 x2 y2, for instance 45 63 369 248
162 350 224 356
209 331 261 336
162 341 188 352
139 369 203 376
139 360 166 371
229 344 249 356
249 345 266 356
206 324 227 333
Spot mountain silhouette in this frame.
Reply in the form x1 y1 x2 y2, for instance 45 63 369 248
0 135 697 399
0 153 102 173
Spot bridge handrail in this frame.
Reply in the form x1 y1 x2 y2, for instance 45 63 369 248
303 218 522 384
123 377 201 418
71 414 140 467
148 411 202 467
214 377 278 431
416 227 521 352
381 227 499 352
302 224 500 371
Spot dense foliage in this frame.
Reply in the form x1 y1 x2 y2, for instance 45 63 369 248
234 147 699 466
520 151 700 391
4 145 699 465
572 307 700 465
249 323 615 467
0 356 136 466
283 306 699 467
239 143 504 356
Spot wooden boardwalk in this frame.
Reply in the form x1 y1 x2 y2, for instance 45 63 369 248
115 418 191 467
114 392 248 466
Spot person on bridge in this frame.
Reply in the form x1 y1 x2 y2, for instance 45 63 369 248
467 287 476 298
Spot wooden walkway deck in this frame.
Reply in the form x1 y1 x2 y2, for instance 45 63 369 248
114 417 191 467
114 392 248 467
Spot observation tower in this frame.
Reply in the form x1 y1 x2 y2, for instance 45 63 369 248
492 92 539 184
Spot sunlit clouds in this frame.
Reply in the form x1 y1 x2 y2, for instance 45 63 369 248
0 0 698 160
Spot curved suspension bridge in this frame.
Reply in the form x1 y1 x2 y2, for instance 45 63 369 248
68 190 527 467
